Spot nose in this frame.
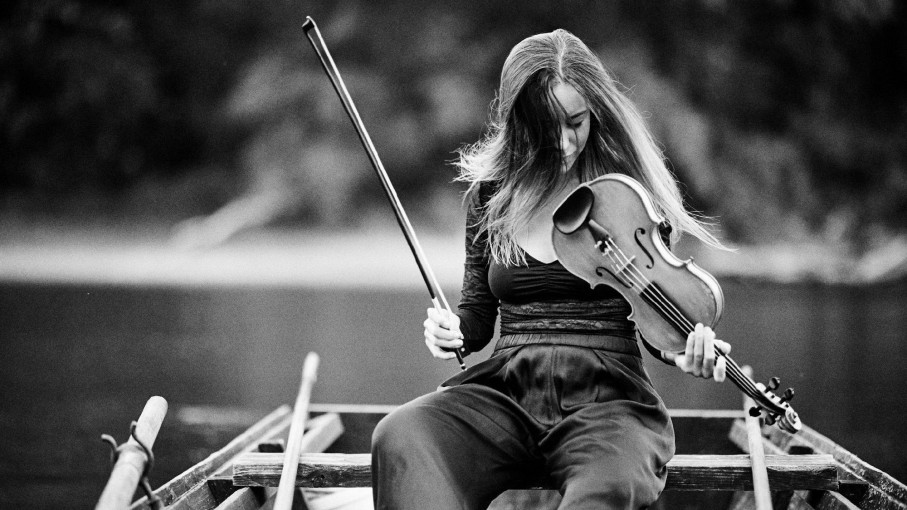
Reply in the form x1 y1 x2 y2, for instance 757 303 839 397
560 127 575 155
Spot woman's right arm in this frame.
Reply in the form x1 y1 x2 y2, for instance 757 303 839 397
423 188 499 359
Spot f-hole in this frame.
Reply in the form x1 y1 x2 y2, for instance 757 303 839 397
634 228 655 269
596 266 632 289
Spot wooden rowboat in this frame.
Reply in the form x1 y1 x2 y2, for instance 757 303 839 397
121 403 906 510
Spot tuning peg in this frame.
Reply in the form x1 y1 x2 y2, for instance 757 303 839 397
764 413 777 426
780 387 795 403
748 406 761 417
767 376 780 391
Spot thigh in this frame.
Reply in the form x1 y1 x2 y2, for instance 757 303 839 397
540 399 675 510
372 384 544 510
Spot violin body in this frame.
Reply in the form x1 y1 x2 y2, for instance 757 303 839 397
552 173 801 433
552 174 723 353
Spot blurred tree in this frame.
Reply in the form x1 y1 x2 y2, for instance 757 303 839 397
1 0 904 254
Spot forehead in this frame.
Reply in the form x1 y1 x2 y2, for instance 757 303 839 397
551 82 588 115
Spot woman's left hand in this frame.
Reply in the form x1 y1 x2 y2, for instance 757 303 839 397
663 323 732 382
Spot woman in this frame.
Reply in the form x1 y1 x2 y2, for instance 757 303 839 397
372 29 731 510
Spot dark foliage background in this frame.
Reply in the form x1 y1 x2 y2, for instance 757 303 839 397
2 0 905 251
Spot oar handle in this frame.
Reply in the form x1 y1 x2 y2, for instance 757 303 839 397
741 366 772 510
95 396 168 510
274 352 321 510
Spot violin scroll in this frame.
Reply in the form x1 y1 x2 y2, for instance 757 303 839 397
752 378 801 433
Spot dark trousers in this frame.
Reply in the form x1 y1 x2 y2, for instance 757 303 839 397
371 343 675 510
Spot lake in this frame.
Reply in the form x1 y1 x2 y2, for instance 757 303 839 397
0 272 905 508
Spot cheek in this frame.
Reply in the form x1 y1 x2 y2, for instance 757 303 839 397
576 125 590 152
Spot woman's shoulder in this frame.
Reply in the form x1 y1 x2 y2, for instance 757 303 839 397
465 180 499 210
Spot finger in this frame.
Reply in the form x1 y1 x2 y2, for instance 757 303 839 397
424 326 463 349
702 327 716 379
692 323 704 377
424 335 455 359
427 307 463 338
681 329 696 373
423 317 458 340
713 355 726 382
664 350 691 371
715 339 732 355
426 307 447 328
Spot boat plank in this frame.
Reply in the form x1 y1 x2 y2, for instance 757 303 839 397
145 412 341 510
728 490 807 510
793 490 863 510
763 424 907 510
232 453 839 492
130 405 293 510
213 488 265 510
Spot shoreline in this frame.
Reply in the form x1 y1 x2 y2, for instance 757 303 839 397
2 225 905 288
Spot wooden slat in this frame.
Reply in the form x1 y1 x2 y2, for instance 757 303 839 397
728 490 807 510
232 453 839 492
130 406 292 510
793 490 864 510
297 413 344 456
199 413 343 510
739 366 773 510
763 423 907 510
730 418 788 456
184 413 343 510
213 487 268 510
303 488 373 510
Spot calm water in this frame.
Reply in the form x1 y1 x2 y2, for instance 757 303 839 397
1 278 905 508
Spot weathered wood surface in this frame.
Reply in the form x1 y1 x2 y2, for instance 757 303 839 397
768 424 907 510
232 453 839 492
96 396 169 510
275 352 320 510
212 487 269 510
167 413 343 510
730 418 907 510
130 406 292 510
740 367 773 510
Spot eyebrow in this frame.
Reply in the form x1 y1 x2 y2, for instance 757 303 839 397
569 109 589 120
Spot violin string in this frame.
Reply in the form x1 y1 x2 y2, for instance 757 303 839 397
599 238 761 396
599 238 698 334
598 239 693 334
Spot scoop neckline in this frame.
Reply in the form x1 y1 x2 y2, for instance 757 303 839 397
519 246 560 266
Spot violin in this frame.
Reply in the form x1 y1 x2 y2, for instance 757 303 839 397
552 173 801 433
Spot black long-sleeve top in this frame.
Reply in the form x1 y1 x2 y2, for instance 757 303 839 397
455 185 675 364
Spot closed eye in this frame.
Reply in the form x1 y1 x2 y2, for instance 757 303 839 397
567 110 589 129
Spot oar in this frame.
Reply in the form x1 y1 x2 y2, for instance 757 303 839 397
742 366 772 510
96 396 168 510
273 352 321 510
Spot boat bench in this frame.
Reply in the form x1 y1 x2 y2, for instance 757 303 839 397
230 452 841 493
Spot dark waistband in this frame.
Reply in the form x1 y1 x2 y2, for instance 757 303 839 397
494 332 641 356
498 298 636 338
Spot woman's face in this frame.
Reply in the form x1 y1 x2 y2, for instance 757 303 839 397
552 81 590 173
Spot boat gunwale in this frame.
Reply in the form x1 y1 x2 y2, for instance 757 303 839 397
137 404 905 510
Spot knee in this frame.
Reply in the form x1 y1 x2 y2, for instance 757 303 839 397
371 403 430 458
563 464 663 509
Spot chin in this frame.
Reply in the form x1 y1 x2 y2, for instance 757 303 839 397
561 159 578 174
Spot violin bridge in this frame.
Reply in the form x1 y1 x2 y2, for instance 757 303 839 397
613 256 637 276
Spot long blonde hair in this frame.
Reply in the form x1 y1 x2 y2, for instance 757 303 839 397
457 29 724 266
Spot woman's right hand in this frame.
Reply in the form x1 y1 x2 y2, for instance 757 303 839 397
423 308 464 360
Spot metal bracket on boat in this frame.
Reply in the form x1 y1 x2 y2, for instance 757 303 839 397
101 421 163 510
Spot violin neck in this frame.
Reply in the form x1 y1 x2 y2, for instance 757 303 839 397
639 284 755 397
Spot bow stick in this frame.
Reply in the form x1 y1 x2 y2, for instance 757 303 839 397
302 17 467 370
